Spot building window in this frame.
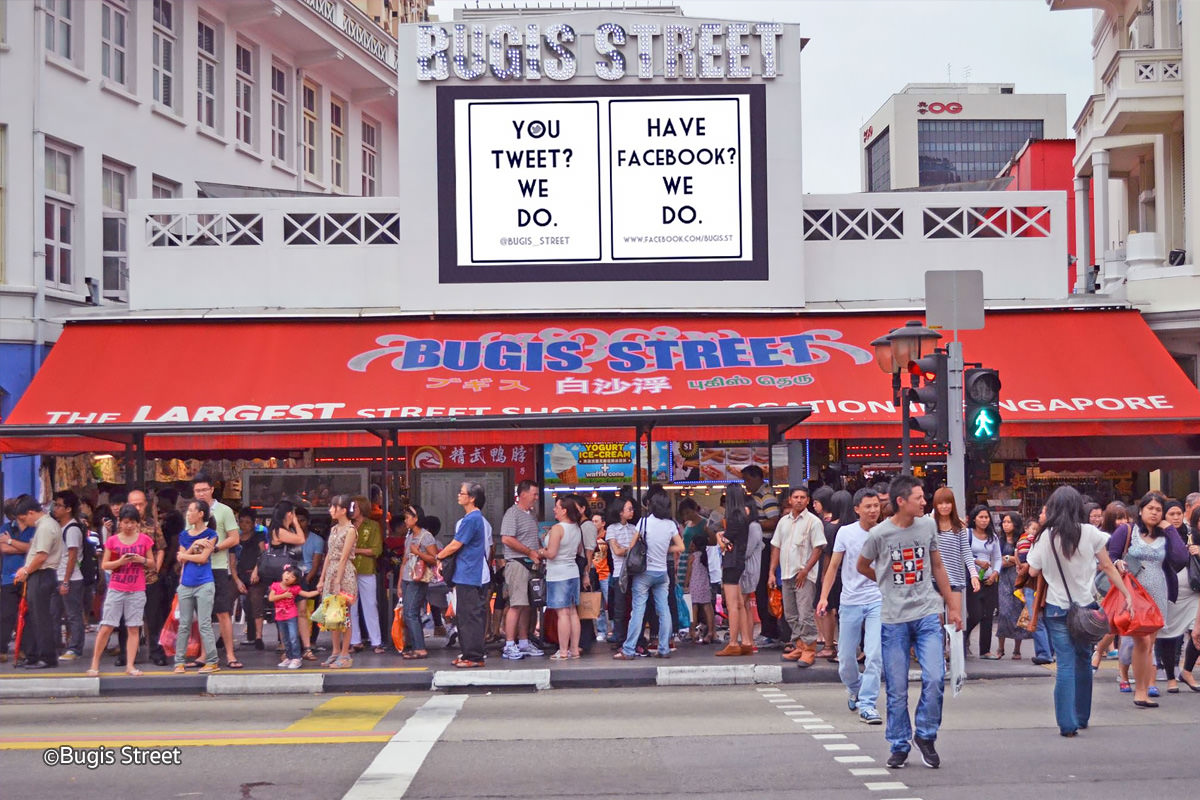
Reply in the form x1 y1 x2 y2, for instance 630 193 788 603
330 97 346 191
44 143 75 289
235 41 255 147
917 119 1045 186
270 64 290 163
101 1 129 86
301 79 319 179
866 128 891 193
152 175 180 198
361 117 379 197
152 0 176 108
45 0 73 60
102 162 130 301
196 19 219 130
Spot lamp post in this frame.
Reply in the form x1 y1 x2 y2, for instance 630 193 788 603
873 321 942 475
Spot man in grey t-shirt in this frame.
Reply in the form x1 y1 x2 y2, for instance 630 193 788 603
500 481 544 660
857 475 961 771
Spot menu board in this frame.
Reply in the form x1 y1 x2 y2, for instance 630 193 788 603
670 441 771 484
543 442 670 487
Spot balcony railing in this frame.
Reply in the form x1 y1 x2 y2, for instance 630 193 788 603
1100 48 1184 118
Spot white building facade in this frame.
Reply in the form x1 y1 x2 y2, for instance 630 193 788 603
1048 0 1200 390
0 0 407 495
860 83 1069 192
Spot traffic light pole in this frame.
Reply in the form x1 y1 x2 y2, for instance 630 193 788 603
947 340 966 511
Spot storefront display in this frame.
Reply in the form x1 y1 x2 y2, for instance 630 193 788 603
542 442 669 487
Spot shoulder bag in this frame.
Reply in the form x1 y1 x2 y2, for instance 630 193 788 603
1187 529 1200 593
1050 531 1110 646
624 519 648 578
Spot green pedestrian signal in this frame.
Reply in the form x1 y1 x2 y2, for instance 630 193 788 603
964 368 1002 445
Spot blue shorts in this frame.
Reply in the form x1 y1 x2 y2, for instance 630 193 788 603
546 577 580 610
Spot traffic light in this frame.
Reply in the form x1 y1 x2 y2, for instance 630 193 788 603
964 367 1002 445
906 352 949 444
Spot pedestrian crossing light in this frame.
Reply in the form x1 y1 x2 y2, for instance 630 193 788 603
964 368 1002 444
907 352 949 444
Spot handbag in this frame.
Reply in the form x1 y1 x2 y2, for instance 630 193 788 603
440 554 458 587
624 519 648 577
258 543 300 585
1049 531 1110 647
577 591 602 620
1103 573 1165 637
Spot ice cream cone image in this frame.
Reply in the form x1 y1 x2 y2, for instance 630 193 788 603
549 444 579 485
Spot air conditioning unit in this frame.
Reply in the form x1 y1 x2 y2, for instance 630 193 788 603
1130 14 1154 48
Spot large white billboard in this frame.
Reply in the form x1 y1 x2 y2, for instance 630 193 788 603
440 85 767 283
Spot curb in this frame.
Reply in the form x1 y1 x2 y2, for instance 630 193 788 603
0 663 1051 699
432 668 552 691
207 673 325 695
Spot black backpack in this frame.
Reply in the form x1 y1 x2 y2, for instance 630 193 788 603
70 523 99 587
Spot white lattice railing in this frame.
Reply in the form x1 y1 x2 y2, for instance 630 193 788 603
801 202 1052 242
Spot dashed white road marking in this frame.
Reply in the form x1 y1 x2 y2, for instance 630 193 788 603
864 782 909 792
811 734 846 740
823 743 860 751
849 768 891 777
835 755 876 763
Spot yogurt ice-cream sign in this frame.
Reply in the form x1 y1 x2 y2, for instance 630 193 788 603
543 442 670 486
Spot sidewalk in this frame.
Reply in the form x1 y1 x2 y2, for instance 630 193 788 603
0 626 1052 698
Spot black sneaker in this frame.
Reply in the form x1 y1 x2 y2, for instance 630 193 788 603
913 736 940 769
886 750 908 769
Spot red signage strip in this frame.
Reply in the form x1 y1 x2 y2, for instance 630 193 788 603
2 310 1199 453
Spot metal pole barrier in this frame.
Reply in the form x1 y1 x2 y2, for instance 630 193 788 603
947 341 966 512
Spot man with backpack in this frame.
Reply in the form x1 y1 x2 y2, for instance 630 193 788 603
49 491 87 661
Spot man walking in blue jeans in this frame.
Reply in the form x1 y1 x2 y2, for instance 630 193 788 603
858 475 962 769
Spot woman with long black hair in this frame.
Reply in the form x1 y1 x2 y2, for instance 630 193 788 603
1028 486 1130 736
966 505 1002 659
996 512 1028 659
1109 492 1189 706
715 484 754 656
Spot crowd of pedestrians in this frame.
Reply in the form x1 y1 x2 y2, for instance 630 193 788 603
3 469 1200 765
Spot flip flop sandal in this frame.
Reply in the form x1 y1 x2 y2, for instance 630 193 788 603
401 651 417 660
125 668 144 677
226 660 244 669
186 660 205 669
550 651 571 660
412 651 429 659
86 669 100 677
302 649 317 661
373 646 387 654
173 665 186 674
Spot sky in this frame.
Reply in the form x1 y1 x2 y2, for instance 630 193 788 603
428 0 1097 193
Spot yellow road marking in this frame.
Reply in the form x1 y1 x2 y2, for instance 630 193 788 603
0 694 407 750
285 694 404 732
0 734 394 749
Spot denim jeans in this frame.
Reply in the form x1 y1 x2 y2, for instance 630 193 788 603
623 571 670 656
49 578 85 654
175 582 217 666
839 601 882 712
1024 589 1053 660
402 580 429 651
1043 603 1094 734
278 617 300 661
595 577 610 640
881 613 945 753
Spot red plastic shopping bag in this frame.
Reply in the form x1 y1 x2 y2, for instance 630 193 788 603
158 595 203 659
1103 574 1164 637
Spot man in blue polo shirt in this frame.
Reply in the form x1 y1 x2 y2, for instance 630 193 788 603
437 482 489 668
0 497 35 663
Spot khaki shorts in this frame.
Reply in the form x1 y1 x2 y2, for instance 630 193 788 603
101 589 147 627
503 560 532 607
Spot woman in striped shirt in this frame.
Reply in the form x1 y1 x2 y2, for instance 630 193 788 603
930 488 978 661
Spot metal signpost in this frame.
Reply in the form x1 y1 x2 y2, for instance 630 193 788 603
925 270 985 511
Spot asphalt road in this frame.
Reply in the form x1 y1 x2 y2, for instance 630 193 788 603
1 676 1197 800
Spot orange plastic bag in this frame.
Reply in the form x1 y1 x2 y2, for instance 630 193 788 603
1103 574 1164 638
768 587 783 619
391 606 405 652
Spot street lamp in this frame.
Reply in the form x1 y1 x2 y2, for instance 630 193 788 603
874 321 941 475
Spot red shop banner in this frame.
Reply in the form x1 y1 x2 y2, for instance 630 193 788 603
5 310 1200 444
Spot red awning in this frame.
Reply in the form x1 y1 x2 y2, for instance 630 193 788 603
2 309 1199 454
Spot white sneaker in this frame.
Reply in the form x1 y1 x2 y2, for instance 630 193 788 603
518 642 544 657
502 644 524 660
277 659 291 668
287 659 301 670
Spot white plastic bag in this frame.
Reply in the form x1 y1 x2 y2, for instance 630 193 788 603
944 623 966 697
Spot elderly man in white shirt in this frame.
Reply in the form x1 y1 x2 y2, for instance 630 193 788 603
768 486 826 668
